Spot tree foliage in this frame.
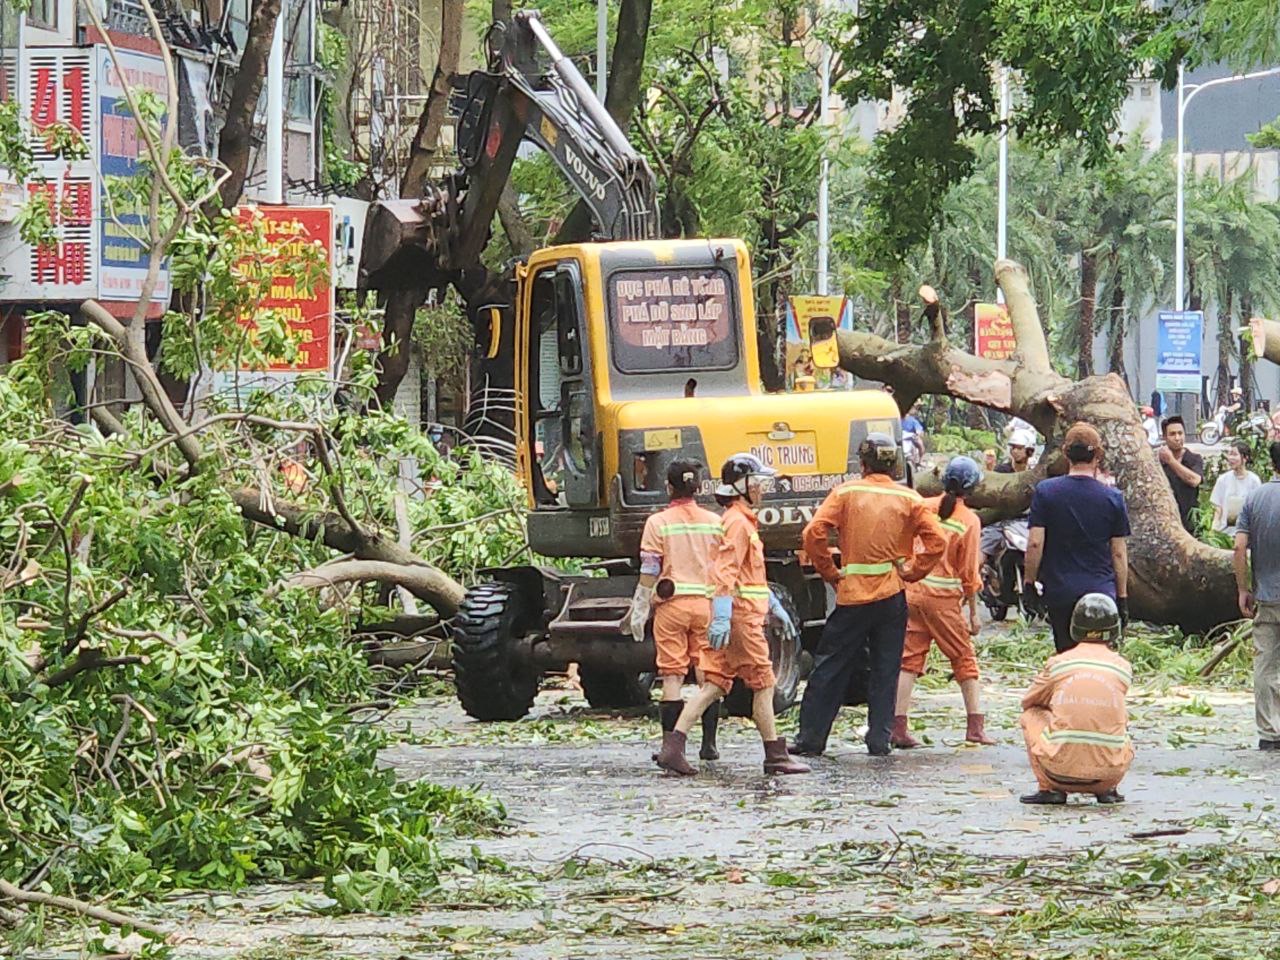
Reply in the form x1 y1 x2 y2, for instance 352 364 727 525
835 0 1183 263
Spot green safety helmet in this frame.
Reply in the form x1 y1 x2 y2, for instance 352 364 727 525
859 432 899 473
1070 593 1122 645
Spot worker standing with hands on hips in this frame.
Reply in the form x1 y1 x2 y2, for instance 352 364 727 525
793 433 947 757
892 456 995 749
630 459 723 765
655 454 810 775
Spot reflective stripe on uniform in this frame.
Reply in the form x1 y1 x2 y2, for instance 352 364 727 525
1041 729 1130 748
842 561 896 575
736 584 771 599
672 582 713 597
939 518 966 535
1048 659 1133 685
660 523 724 536
837 483 921 500
921 574 963 591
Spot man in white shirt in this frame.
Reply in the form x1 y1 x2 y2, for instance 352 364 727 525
1211 441 1262 535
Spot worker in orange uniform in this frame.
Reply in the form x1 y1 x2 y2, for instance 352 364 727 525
630 458 723 763
794 433 947 757
892 456 996 748
1019 593 1133 805
655 454 810 776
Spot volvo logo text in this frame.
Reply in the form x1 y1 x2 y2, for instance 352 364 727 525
564 144 608 201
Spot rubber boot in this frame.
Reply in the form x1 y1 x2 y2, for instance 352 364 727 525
655 730 697 776
699 707 720 761
890 715 922 749
1019 789 1067 805
762 737 810 775
1095 789 1125 805
652 701 683 761
965 713 996 745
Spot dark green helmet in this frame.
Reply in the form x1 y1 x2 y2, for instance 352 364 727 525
1070 593 1122 644
859 432 899 473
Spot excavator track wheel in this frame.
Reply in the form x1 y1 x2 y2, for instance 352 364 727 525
452 581 540 721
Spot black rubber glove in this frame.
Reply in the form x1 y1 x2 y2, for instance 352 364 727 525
1117 597 1129 630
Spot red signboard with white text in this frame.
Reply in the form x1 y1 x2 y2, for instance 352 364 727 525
975 302 1014 361
211 205 334 398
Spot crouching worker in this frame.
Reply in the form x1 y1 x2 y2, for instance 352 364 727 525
655 454 809 776
630 459 723 763
893 456 994 748
1019 593 1134 805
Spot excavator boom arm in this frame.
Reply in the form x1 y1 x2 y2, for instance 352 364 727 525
361 11 660 291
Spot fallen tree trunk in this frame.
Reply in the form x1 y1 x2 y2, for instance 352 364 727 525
843 259 1237 632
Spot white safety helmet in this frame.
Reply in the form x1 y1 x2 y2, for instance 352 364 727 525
1009 428 1038 451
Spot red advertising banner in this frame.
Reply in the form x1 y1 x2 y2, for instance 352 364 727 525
975 302 1014 361
236 205 334 374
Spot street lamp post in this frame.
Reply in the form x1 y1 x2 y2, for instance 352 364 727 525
996 66 1009 304
596 0 607 103
1175 65 1280 309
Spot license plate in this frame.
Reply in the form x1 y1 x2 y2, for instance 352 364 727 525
748 433 819 472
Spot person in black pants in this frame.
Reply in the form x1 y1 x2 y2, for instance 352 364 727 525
1023 422 1131 653
791 433 946 756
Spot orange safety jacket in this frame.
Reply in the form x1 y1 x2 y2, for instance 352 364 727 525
802 473 946 606
639 499 723 597
712 500 770 613
1022 643 1134 784
906 496 982 600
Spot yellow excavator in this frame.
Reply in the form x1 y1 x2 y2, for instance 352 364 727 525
361 12 902 720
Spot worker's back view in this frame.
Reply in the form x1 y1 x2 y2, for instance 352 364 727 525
794 433 947 756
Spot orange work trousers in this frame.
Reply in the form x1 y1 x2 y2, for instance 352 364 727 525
902 592 979 681
653 596 710 678
701 606 775 694
1021 707 1129 795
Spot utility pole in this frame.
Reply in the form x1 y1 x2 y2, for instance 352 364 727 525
265 15 285 203
996 66 1009 304
596 0 607 103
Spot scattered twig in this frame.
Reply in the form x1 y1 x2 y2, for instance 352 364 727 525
0 878 168 938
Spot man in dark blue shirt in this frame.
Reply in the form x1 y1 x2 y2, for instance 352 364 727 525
1024 422 1131 652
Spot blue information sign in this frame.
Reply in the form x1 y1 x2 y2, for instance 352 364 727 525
1155 310 1203 392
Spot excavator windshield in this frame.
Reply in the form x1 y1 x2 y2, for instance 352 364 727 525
606 265 740 374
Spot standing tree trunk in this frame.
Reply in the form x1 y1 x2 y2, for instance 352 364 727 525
1215 289 1235 409
372 0 464 410
217 0 286 209
1240 292 1255 412
1078 250 1097 379
1107 281 1127 389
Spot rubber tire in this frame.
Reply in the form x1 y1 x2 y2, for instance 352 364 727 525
452 581 540 721
723 584 803 718
1200 424 1220 445
579 668 655 709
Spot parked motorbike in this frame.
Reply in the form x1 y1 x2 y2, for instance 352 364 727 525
979 518 1040 622
1199 408 1269 446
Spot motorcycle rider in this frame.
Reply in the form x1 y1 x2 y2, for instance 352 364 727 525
655 454 810 776
1019 593 1134 805
981 428 1036 563
892 456 995 748
794 433 947 756
631 458 723 763
902 406 926 466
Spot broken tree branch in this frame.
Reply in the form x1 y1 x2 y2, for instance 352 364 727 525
0 878 168 938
